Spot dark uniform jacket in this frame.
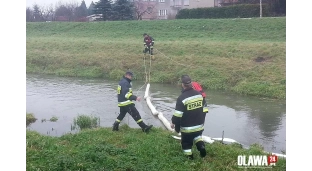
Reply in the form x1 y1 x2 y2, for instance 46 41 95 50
117 76 137 107
144 36 155 47
172 88 208 133
180 83 208 113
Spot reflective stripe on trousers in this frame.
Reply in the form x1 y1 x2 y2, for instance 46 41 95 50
181 124 204 133
183 149 192 155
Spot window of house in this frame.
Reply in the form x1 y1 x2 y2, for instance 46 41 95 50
159 0 165 2
147 7 153 14
159 10 167 16
175 0 182 5
184 0 189 6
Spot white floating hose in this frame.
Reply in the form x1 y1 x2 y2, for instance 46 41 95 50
145 96 158 115
202 136 215 144
144 83 150 99
158 112 174 132
211 138 238 143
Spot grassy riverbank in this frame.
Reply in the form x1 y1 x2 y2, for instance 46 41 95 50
27 125 286 171
26 17 286 99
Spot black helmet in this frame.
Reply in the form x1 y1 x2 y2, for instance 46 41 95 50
143 33 147 36
181 75 189 79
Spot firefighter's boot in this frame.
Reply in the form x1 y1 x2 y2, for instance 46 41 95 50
112 121 120 131
197 144 206 158
138 122 153 133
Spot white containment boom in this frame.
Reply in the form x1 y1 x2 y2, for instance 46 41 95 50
144 83 150 99
146 97 158 115
143 83 286 158
158 112 174 132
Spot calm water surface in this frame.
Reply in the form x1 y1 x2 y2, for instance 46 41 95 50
26 74 286 153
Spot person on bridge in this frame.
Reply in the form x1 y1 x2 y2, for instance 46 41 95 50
181 75 209 116
171 75 207 160
113 71 153 133
143 33 155 56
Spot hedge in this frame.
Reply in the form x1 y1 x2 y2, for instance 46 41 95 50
176 4 273 19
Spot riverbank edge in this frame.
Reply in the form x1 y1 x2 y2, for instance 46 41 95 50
26 125 286 170
26 71 285 101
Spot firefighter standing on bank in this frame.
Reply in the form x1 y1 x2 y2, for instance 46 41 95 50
112 71 153 132
143 33 155 55
171 75 208 159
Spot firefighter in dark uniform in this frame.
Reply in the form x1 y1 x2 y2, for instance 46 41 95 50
112 71 153 132
181 75 209 117
143 33 155 56
171 75 208 159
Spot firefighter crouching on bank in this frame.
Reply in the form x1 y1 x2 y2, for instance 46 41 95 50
171 75 208 159
143 33 155 56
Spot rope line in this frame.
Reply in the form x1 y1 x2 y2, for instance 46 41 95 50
155 49 198 68
135 47 192 95
149 54 152 83
134 55 147 94
144 54 148 83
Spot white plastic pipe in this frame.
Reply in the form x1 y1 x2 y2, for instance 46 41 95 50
202 136 215 144
211 137 238 143
144 83 150 99
172 135 214 144
158 112 174 132
145 96 158 115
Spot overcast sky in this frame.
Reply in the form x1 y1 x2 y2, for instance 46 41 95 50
26 0 95 8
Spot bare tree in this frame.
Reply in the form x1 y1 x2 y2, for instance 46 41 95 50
54 0 78 21
55 5 71 21
65 1 79 21
133 0 156 20
32 4 44 22
42 4 55 21
26 7 34 22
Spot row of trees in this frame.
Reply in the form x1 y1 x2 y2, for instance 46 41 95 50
26 0 156 22
26 0 285 22
26 0 93 22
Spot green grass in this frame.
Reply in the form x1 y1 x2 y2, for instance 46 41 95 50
26 17 286 99
49 116 58 122
26 113 37 127
26 125 286 171
72 114 100 130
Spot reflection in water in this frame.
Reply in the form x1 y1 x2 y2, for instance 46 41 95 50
205 91 286 144
26 74 286 153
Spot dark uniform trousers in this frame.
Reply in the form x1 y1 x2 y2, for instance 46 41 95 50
181 130 205 156
114 76 151 131
116 104 143 124
172 88 208 159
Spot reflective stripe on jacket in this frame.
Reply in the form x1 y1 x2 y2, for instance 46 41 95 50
172 88 206 133
117 77 137 107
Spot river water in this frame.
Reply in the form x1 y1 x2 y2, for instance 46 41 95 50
26 74 286 153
